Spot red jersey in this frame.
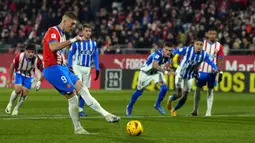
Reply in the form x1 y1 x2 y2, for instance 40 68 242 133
199 40 224 73
43 26 67 67
13 52 43 77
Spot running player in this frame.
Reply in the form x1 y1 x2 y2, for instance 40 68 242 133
126 42 176 116
5 43 43 115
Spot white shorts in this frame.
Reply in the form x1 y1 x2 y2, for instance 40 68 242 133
73 64 91 88
175 74 193 92
137 71 166 90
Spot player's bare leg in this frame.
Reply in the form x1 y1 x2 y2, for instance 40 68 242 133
64 90 89 135
75 80 120 123
12 87 29 115
5 84 22 114
206 88 214 116
192 87 202 116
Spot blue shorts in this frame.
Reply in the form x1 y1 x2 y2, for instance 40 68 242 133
196 72 217 88
14 73 33 89
43 65 79 95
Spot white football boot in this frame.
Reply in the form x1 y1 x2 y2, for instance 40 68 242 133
105 114 120 123
5 104 12 115
11 109 19 116
74 127 90 135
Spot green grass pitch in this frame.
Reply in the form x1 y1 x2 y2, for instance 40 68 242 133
0 88 255 143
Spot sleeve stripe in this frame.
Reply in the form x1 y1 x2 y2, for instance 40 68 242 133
48 40 57 44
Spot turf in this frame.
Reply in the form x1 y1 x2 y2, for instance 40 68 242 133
0 88 255 143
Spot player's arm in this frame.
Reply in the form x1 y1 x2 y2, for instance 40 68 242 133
35 57 44 91
67 43 77 68
152 54 176 76
93 43 100 80
8 54 19 87
7 63 14 87
46 29 81 52
217 44 225 82
204 53 218 71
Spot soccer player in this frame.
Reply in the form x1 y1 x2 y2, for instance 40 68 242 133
5 43 43 115
191 27 224 116
166 38 218 116
68 24 100 117
42 12 120 135
126 42 176 116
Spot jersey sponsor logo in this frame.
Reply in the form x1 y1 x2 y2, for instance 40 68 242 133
80 50 93 55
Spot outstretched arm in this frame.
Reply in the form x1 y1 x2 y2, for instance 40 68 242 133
205 54 218 71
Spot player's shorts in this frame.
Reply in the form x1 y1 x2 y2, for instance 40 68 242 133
43 65 79 95
196 72 217 88
175 73 193 92
137 71 166 90
73 64 91 88
14 73 33 89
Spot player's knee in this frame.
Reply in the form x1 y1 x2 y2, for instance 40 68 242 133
15 86 22 94
22 88 29 96
160 84 168 92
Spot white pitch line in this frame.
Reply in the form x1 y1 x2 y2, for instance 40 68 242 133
1 114 255 120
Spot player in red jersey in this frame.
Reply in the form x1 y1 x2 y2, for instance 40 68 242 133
5 43 43 115
42 12 120 135
191 27 224 116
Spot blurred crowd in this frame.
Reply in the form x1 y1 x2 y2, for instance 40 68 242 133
0 0 255 55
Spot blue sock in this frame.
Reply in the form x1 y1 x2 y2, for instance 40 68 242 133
79 94 85 110
170 93 177 101
155 84 168 106
128 89 143 109
174 97 187 111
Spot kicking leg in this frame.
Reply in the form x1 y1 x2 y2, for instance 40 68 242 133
75 80 120 123
5 85 22 114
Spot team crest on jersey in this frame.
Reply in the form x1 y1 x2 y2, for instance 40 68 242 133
81 50 93 55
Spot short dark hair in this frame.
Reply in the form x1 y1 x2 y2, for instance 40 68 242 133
64 11 77 20
163 42 173 47
207 26 217 32
83 24 91 29
195 38 204 42
25 43 35 51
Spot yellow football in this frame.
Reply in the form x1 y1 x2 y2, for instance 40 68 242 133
126 120 144 136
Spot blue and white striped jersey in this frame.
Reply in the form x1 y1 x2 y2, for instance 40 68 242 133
174 46 218 79
141 49 171 74
67 39 99 70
